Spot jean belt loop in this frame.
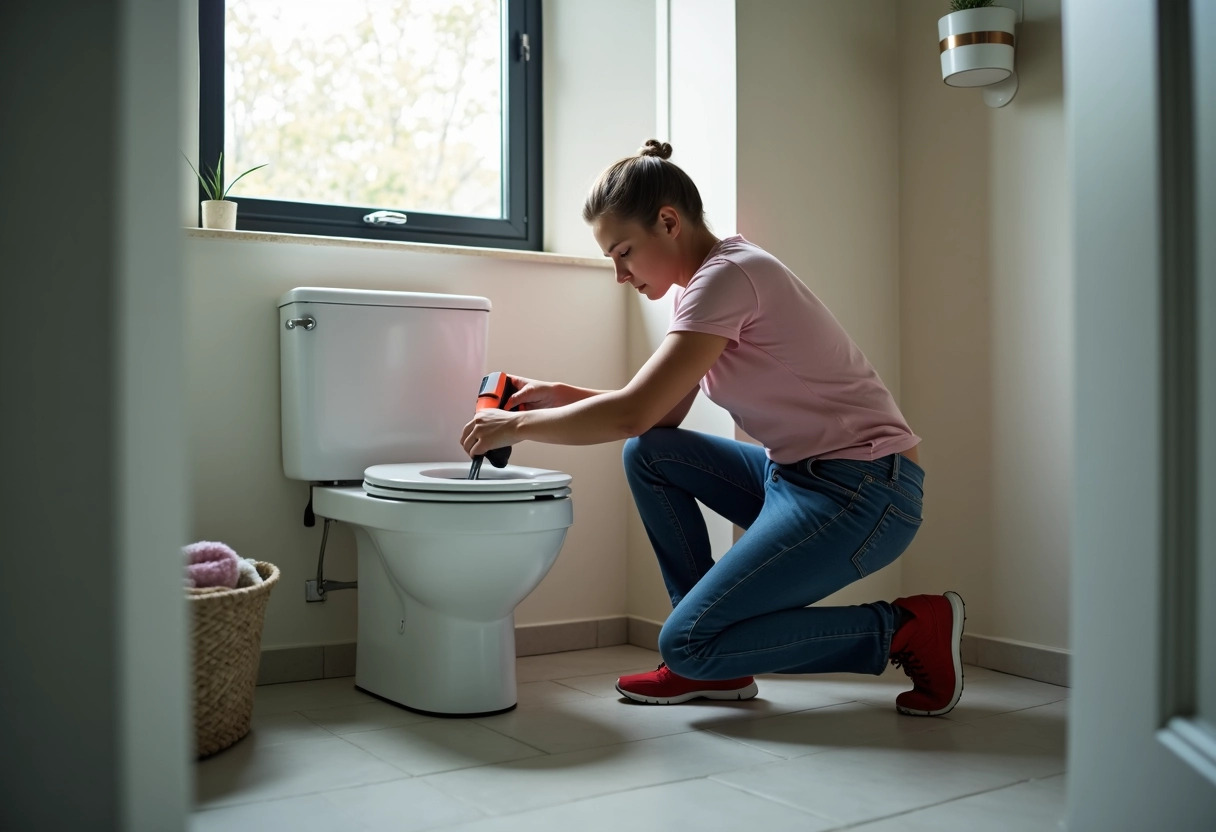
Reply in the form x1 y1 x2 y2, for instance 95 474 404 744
890 452 901 483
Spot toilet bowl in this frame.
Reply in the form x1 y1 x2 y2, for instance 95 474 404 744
312 462 573 715
279 287 575 717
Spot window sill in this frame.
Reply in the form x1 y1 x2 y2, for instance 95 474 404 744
184 228 609 270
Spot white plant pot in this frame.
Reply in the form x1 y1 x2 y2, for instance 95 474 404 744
938 7 1017 88
200 200 237 230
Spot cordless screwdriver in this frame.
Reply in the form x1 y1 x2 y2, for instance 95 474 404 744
467 372 520 479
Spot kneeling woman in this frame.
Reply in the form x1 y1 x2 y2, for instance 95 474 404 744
461 140 964 716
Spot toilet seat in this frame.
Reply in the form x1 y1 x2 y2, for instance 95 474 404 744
363 462 572 503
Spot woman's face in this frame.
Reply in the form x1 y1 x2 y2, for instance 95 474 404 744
592 211 681 301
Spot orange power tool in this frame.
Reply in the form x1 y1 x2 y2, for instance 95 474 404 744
467 372 520 479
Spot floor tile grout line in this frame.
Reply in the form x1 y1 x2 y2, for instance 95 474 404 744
703 773 848 823
198 763 500 826
695 702 895 761
417 719 706 763
821 774 1067 830
696 726 810 761
331 721 561 776
707 776 844 823
454 720 555 757
192 772 413 814
419 774 838 832
433 774 726 828
291 706 442 739
706 771 1061 831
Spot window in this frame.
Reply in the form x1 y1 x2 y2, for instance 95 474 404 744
198 0 541 250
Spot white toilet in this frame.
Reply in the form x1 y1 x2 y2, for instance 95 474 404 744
278 287 574 716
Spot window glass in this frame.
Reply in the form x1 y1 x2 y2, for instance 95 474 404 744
224 0 503 218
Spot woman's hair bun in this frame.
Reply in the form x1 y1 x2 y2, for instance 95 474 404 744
638 139 673 160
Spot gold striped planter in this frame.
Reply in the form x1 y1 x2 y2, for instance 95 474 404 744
938 6 1018 88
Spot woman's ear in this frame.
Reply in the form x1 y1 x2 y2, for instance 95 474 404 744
656 205 681 238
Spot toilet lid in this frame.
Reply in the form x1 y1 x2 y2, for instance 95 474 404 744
363 462 572 503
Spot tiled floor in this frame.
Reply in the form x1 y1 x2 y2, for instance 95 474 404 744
192 645 1068 831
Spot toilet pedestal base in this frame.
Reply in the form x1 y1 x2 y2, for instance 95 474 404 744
352 529 519 716
357 603 518 716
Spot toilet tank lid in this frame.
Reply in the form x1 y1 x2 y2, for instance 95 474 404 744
278 287 491 312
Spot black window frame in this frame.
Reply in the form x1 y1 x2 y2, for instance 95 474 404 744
198 0 542 250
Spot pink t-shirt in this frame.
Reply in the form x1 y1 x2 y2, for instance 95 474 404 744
669 236 920 465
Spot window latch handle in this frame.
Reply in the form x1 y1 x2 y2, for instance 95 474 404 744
363 210 408 226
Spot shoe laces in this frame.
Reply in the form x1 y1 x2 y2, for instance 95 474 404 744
890 650 928 688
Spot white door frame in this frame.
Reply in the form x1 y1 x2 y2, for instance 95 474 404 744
1066 0 1216 828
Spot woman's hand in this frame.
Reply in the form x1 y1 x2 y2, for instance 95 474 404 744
461 407 523 458
504 376 566 411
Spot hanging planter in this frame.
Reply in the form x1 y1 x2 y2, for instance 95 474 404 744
938 3 1018 97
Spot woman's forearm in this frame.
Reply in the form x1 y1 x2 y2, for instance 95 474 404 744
517 391 640 446
554 383 611 406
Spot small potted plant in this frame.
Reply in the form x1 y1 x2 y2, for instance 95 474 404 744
185 152 268 230
938 0 1017 89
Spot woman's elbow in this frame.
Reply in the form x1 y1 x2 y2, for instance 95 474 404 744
619 419 647 440
625 411 676 438
618 411 658 440
610 395 662 439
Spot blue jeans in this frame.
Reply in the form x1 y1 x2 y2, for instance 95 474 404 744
623 428 925 680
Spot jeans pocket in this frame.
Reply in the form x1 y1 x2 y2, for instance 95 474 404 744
796 459 863 502
851 503 923 578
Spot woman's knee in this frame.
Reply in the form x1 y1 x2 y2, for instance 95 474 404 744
622 434 642 469
621 429 669 481
657 617 705 677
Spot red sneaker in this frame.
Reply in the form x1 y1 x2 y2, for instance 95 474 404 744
889 591 966 716
615 663 759 705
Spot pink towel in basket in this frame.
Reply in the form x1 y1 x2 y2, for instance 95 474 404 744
184 541 240 589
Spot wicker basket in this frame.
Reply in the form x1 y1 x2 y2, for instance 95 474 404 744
189 561 280 758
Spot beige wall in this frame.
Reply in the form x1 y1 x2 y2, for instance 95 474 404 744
184 238 627 649
626 0 741 625
182 1 656 651
898 0 1071 649
181 0 1073 657
734 0 905 608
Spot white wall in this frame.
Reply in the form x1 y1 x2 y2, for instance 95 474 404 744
899 0 1071 649
542 0 657 256
734 0 905 609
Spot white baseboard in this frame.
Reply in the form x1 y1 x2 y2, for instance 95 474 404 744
625 616 663 652
961 633 1070 687
257 617 632 686
256 642 356 686
514 616 629 656
257 619 1069 689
